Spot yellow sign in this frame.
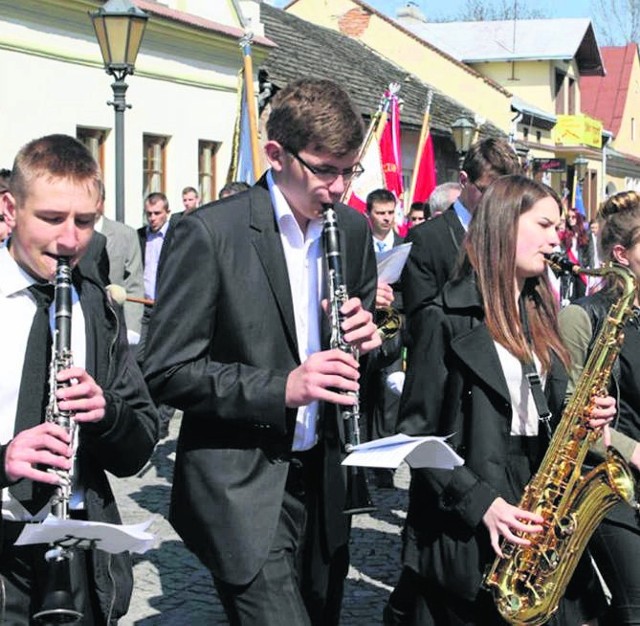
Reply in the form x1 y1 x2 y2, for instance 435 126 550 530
552 114 603 148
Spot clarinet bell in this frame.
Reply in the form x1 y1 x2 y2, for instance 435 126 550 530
343 465 375 515
33 554 83 625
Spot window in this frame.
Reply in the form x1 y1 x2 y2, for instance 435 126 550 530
536 131 542 143
143 134 169 197
555 70 566 115
76 127 107 176
522 127 529 140
198 140 219 203
568 78 576 115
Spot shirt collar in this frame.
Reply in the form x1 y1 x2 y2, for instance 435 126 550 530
146 219 169 239
374 229 395 250
453 198 473 231
266 170 323 242
0 244 41 298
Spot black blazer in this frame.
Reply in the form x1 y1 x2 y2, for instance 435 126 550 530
401 205 465 318
397 275 568 601
143 177 377 585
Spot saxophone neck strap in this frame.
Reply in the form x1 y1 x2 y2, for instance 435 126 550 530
519 292 553 438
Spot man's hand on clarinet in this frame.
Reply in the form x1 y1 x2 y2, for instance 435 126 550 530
55 367 106 423
5 423 72 484
332 296 381 355
285 349 360 408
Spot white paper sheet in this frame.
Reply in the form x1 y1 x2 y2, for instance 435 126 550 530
15 515 157 554
342 433 464 469
376 243 413 284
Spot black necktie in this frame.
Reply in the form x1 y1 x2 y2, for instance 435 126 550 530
10 283 56 514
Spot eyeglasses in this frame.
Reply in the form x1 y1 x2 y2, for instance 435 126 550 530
287 151 364 183
470 180 490 195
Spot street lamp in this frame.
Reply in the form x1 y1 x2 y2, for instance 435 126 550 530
90 0 148 223
574 155 588 182
451 117 476 166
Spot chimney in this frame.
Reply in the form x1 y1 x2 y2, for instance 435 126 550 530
396 2 427 27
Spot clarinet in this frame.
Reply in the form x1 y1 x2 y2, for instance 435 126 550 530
33 256 83 624
322 204 375 514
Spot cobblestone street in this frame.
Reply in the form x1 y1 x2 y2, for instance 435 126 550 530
111 414 410 625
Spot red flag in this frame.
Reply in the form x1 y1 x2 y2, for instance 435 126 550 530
379 95 403 199
379 94 406 235
412 130 436 204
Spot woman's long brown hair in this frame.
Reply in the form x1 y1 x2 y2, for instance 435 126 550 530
459 175 570 373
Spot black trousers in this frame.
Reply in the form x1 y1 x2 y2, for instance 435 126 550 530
213 449 349 626
591 514 640 626
0 521 99 625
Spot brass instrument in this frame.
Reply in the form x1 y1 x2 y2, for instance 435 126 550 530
33 256 83 624
484 254 639 626
322 204 375 514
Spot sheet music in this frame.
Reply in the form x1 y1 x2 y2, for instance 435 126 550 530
15 515 157 554
376 242 412 284
342 433 463 469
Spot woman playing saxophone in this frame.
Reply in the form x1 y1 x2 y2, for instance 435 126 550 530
388 175 615 625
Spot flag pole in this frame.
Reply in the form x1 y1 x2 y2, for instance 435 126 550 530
341 83 400 203
240 32 261 182
409 90 433 206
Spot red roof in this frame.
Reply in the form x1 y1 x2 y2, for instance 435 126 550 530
581 43 637 135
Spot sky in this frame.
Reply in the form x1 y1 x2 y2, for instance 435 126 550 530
271 0 596 21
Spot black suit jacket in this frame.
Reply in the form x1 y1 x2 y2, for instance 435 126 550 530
143 177 377 585
401 205 465 319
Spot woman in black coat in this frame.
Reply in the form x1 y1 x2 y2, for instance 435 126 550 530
389 175 615 626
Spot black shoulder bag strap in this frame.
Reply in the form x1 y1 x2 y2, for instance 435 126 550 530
520 294 553 439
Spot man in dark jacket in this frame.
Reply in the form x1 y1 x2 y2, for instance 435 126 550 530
402 138 521 320
0 134 158 624
144 78 380 626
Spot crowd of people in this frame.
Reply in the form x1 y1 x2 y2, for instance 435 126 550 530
1 76 640 626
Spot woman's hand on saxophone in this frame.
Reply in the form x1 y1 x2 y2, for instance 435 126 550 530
55 366 106 423
4 422 72 484
483 497 545 558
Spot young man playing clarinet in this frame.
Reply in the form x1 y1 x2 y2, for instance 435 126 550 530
0 134 158 624
144 78 381 626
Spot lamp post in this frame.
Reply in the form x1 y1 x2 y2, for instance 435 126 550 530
90 0 148 223
574 155 588 183
450 117 475 167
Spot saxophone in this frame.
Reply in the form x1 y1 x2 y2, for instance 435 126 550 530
484 255 639 626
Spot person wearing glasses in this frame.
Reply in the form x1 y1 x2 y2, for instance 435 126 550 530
143 78 380 626
0 168 12 244
401 138 521 320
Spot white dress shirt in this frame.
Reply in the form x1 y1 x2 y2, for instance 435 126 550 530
373 229 395 253
267 171 323 451
494 340 544 437
0 246 86 521
143 221 169 299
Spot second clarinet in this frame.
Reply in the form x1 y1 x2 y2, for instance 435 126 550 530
322 203 375 514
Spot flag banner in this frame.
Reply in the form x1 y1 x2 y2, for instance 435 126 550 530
227 70 256 185
412 132 436 204
574 179 586 217
379 88 405 234
345 135 384 214
227 33 262 185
